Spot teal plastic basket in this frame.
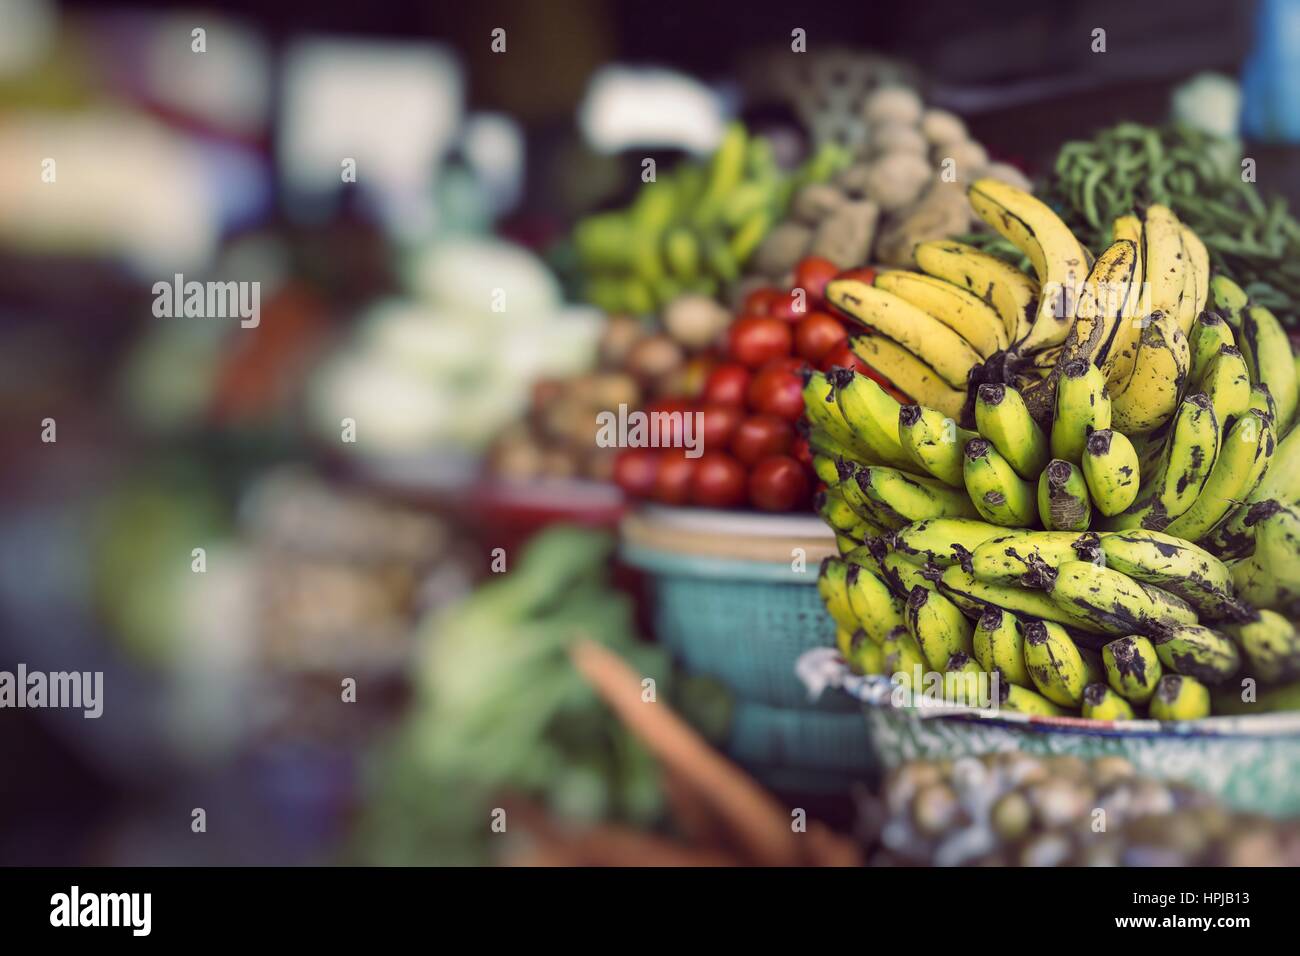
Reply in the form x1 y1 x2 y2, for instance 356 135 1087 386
727 699 876 792
621 542 851 711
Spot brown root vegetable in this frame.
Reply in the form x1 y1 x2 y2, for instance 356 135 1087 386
624 334 685 386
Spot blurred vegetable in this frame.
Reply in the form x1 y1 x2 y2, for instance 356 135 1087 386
1042 123 1300 327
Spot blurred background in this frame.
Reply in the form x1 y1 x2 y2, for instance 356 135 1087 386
2 0 1297 866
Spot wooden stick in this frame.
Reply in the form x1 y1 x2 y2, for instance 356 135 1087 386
570 639 804 866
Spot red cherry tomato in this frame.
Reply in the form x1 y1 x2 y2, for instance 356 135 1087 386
612 448 662 498
644 398 693 446
653 452 697 506
835 266 877 286
727 316 793 368
699 403 743 453
742 287 781 315
700 362 751 406
730 414 795 466
791 434 813 466
690 453 748 509
749 455 811 512
747 364 806 421
794 256 840 305
794 311 849 363
768 290 810 323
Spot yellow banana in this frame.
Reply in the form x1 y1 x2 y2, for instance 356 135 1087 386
1165 408 1275 545
1108 311 1191 435
857 465 980 528
937 563 1104 633
905 585 974 671
1227 610 1300 683
913 239 1037 345
845 563 907 644
972 605 1032 687
1032 559 1200 637
1248 417 1300 507
880 548 937 600
1081 428 1142 517
1022 620 1090 707
829 369 914 469
817 556 860 632
874 269 1010 359
802 369 878 461
889 517 1008 567
1239 305 1298 433
1051 359 1112 463
880 625 929 687
1199 346 1252 439
962 437 1038 527
1037 459 1093 531
815 487 879 540
1102 635 1162 704
826 280 983 389
1148 674 1211 720
1230 503 1300 615
1188 310 1236 387
897 404 976 488
993 680 1066 716
1208 274 1249 330
1096 528 1249 623
1151 623 1241 685
1142 204 1191 331
1081 683 1136 720
970 530 1098 585
1105 392 1219 531
849 335 967 421
967 178 1090 353
1100 213 1147 382
1180 224 1210 324
974 384 1050 480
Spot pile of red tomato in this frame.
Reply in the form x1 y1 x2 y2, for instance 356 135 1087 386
613 256 877 512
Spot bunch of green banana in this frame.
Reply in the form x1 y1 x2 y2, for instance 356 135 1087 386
905 585 973 671
574 125 847 313
1227 610 1300 683
1150 624 1241 685
1038 459 1092 531
1051 359 1111 463
897 404 974 488
1229 503 1300 615
1022 620 1098 707
1080 429 1142 516
1102 635 1162 704
962 438 1038 527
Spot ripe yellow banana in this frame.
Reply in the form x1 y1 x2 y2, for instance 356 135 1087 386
913 239 1037 345
826 280 982 389
1239 304 1298 433
1051 359 1112 463
1038 459 1092 532
1096 528 1248 623
974 384 1050 480
1081 429 1142 517
993 680 1066 716
1143 204 1191 331
962 437 1038 527
802 369 878 461
1165 408 1275 545
897 404 975 488
1148 674 1211 720
858 465 981 528
1181 225 1210 323
849 335 967 421
880 625 929 686
1101 214 1147 381
829 368 914 469
968 178 1090 353
972 605 1032 687
905 585 974 671
874 270 1010 359
1105 392 1219 531
937 563 1105 633
1151 623 1241 685
1022 620 1090 707
1102 635 1162 704
1108 311 1191 435
1208 274 1249 329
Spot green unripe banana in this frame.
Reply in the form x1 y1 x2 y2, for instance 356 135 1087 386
1208 275 1249 330
937 563 1107 633
857 465 981 528
1151 624 1241 685
1247 383 1278 425
963 438 1038 527
879 546 937 601
1051 359 1111 463
898 403 976 488
1081 682 1136 720
1230 502 1300 615
1199 346 1252 439
1081 429 1142 517
1165 408 1274 546
815 488 876 540
905 585 974 671
813 453 844 486
890 518 1008 567
846 629 887 675
972 605 1032 687
1029 559 1199 636
1096 529 1248 623
1102 635 1162 703
970 530 1099 586
1022 620 1090 707
845 564 906 644
1149 674 1211 721
1228 610 1300 684
943 651 986 706
880 625 928 687
974 384 1050 480
835 532 862 555
1239 305 1298 433
1037 459 1093 531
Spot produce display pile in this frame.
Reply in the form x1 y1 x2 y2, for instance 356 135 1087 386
1043 123 1300 329
866 754 1300 866
812 177 1300 721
